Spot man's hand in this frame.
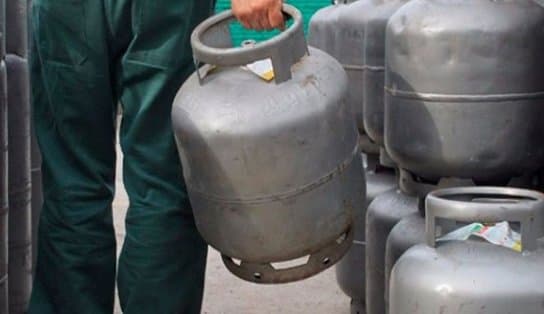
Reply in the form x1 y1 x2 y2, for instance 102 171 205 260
231 0 284 31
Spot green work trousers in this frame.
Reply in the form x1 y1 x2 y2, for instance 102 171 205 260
28 1 214 313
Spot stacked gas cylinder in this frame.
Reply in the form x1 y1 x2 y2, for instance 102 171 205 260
26 0 42 281
4 0 34 313
310 0 544 314
0 0 7 311
385 1 544 313
309 1 409 313
309 0 404 313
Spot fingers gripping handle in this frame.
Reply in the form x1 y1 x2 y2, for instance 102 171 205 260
191 4 308 84
425 187 544 252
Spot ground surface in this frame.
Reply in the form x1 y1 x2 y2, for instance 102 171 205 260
112 145 350 313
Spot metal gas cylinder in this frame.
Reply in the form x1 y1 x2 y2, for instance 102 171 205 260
385 0 544 182
361 0 408 166
26 0 42 276
384 172 543 314
336 154 396 313
6 0 32 310
365 188 417 314
0 1 7 309
172 5 364 284
30 121 41 275
308 0 357 55
0 60 7 314
6 0 26 57
390 187 544 314
384 212 423 313
6 54 31 314
308 0 374 141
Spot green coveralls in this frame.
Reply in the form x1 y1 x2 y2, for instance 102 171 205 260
29 1 215 313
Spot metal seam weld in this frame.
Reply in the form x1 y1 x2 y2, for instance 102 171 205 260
385 86 544 102
188 144 360 204
342 63 385 72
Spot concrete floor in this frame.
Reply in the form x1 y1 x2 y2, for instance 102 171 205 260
112 145 350 313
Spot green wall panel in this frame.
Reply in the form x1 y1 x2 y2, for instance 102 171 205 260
215 0 330 46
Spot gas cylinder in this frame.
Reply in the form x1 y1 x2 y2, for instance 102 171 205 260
172 5 364 284
6 0 26 57
385 0 544 182
6 54 31 314
307 1 354 56
26 0 42 275
361 0 408 166
390 187 544 314
0 60 7 314
384 213 423 313
308 0 370 136
384 172 543 314
6 0 31 310
336 154 396 313
0 0 7 310
30 122 41 275
365 188 417 314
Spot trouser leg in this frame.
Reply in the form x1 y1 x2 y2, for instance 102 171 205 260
116 1 214 313
28 1 118 313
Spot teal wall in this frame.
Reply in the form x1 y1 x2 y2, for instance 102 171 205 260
215 0 329 45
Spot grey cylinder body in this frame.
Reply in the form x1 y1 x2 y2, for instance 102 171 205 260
173 47 362 280
6 0 31 311
385 0 544 182
384 213 424 314
392 241 544 314
0 0 6 311
362 0 408 146
0 60 8 314
6 0 26 56
6 54 30 314
26 0 41 275
365 189 417 314
384 174 542 314
308 0 373 134
390 187 544 314
173 5 364 283
0 0 4 60
335 160 396 313
30 124 40 275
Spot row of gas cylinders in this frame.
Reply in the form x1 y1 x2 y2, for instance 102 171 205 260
173 1 544 313
0 0 40 313
307 1 544 314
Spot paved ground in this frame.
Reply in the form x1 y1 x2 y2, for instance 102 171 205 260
112 144 350 313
